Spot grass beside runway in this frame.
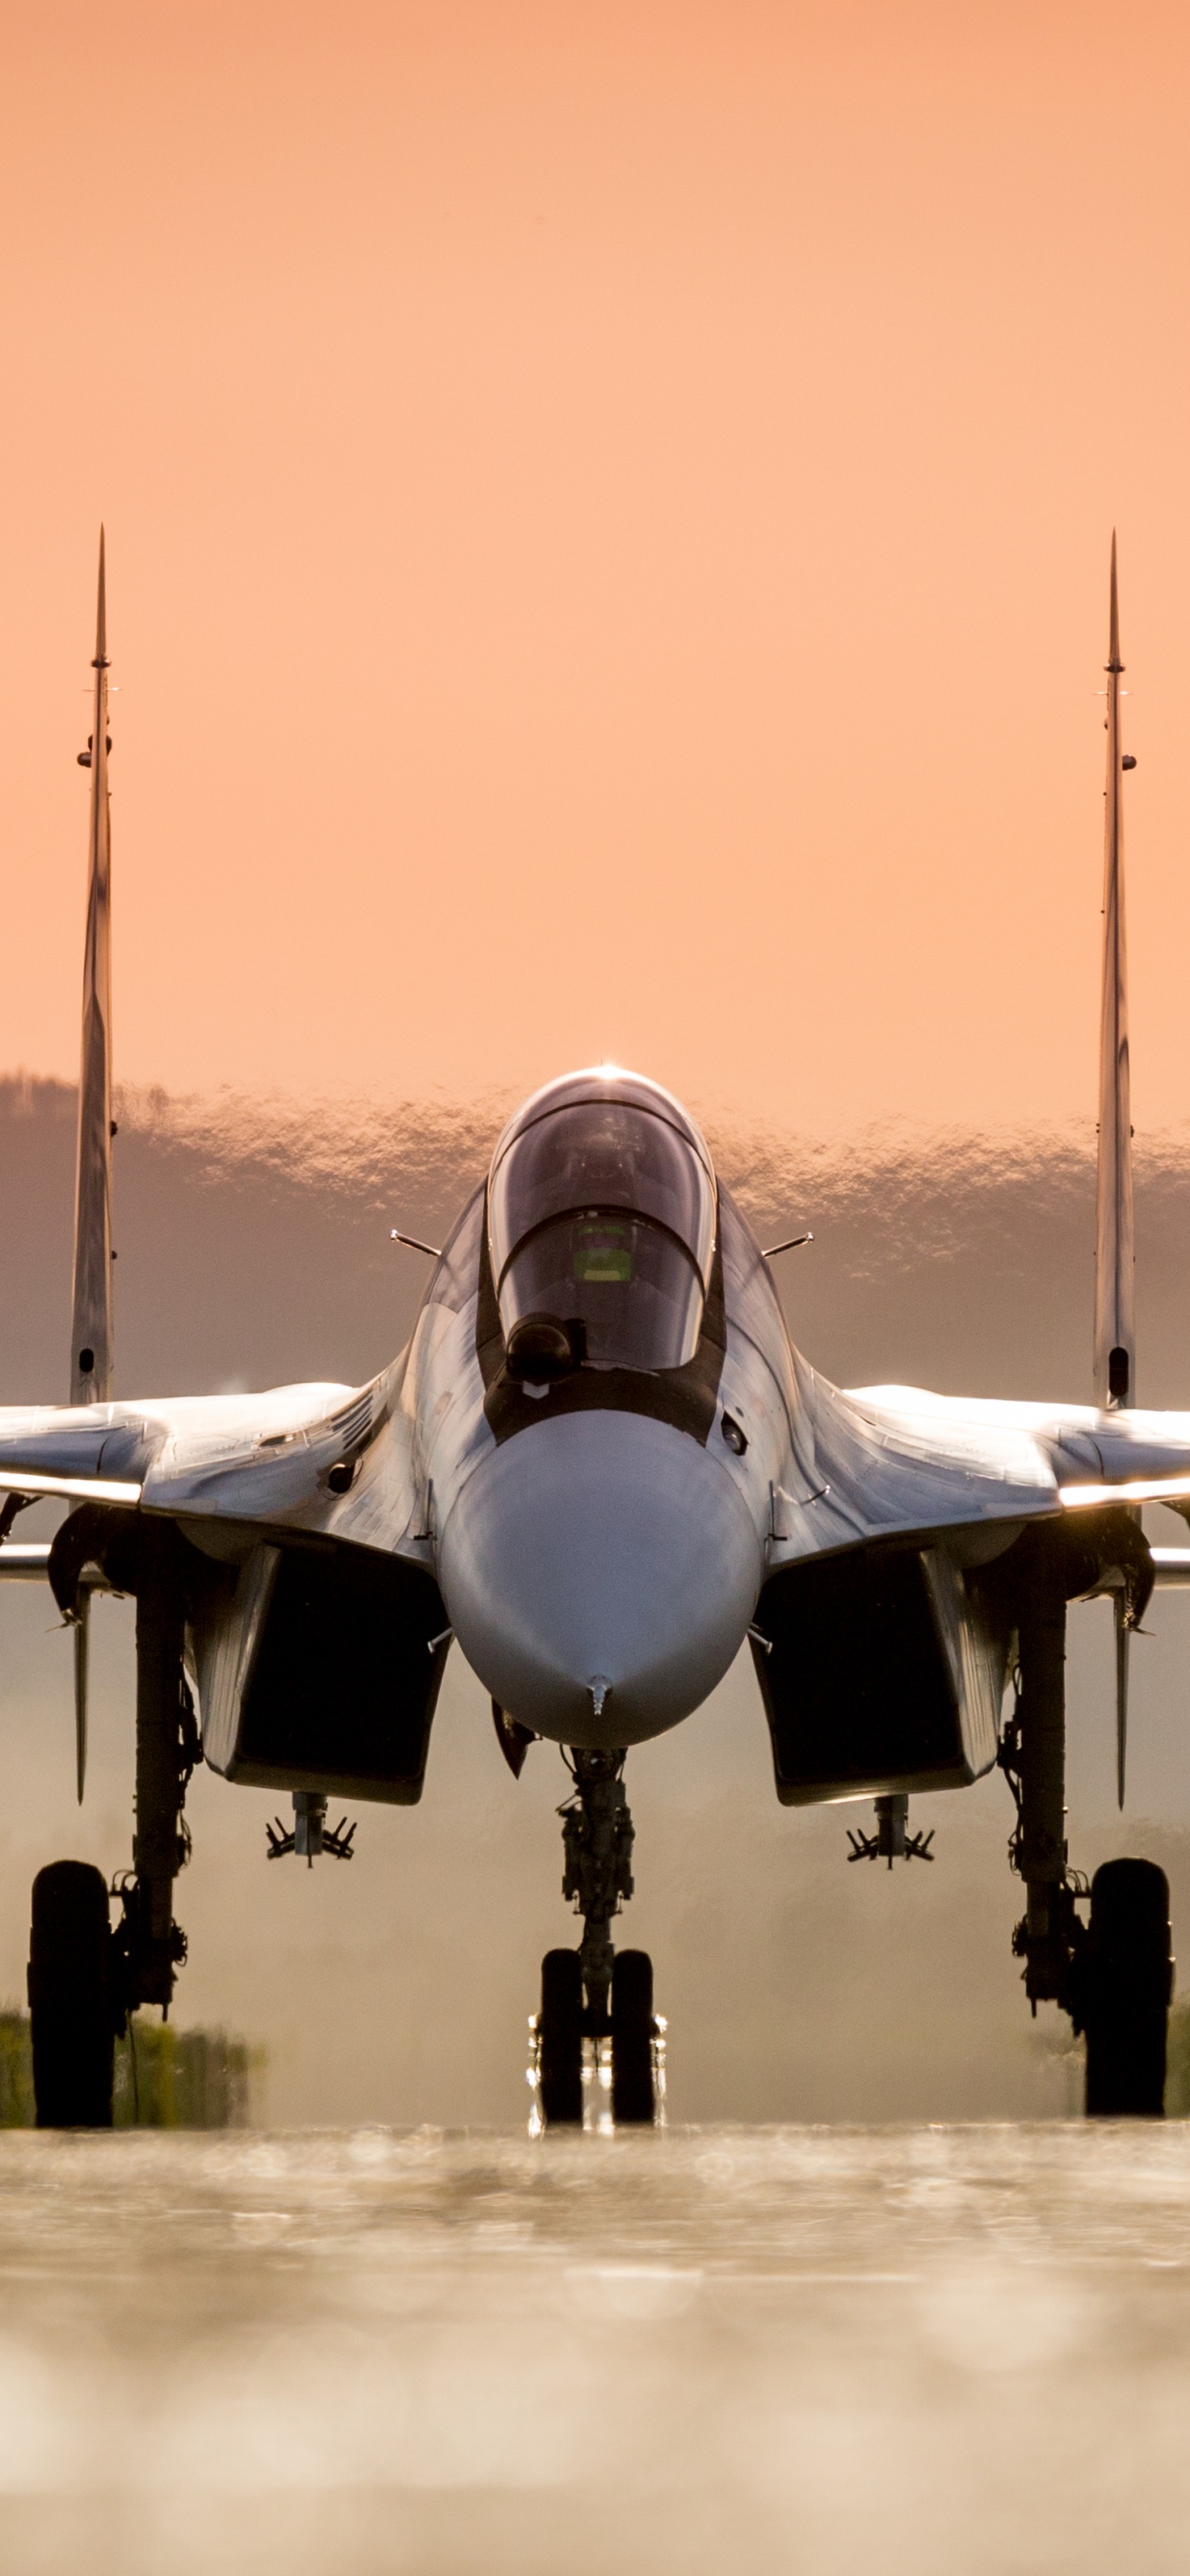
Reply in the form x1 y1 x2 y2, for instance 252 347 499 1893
0 2012 259 2127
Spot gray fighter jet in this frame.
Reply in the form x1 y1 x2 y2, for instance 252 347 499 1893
4 535 1186 2126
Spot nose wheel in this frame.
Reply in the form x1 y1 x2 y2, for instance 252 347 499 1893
610 1948 656 2125
538 1947 584 2125
533 1750 661 2128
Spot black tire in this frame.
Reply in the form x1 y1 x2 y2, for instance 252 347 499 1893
28 1862 115 2129
611 1947 656 2127
1084 1858 1173 2118
538 1948 584 2127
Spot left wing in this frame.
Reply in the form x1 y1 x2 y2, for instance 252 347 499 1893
0 1368 424 1564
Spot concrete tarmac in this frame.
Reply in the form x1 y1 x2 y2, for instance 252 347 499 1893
1 2123 1188 2575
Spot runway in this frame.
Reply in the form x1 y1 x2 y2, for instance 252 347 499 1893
1 2123 1188 2575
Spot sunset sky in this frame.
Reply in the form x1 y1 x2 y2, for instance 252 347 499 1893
4 1 1190 1137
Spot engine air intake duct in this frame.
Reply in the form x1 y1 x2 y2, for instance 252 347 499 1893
751 1543 1008 1806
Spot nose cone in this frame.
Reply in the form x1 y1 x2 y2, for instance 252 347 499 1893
438 1411 763 1745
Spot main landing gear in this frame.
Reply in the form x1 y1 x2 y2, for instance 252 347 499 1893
999 1541 1174 2118
28 1861 116 2128
534 1750 662 2128
27 1525 198 2128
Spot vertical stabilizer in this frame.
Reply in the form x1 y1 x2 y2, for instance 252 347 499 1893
1094 533 1134 1411
70 530 114 1409
1093 537 1136 1809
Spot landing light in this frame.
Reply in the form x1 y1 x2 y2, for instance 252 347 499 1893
1060 1472 1190 1510
0 1469 142 1506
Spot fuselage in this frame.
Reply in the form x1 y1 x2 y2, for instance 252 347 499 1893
400 1068 798 1746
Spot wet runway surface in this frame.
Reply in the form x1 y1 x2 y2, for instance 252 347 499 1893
1 2124 1188 2574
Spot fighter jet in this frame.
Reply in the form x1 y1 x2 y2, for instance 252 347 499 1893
3 534 1186 2127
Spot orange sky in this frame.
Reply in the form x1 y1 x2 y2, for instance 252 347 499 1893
4 0 1190 1137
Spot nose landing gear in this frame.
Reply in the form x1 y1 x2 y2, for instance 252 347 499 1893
560 1748 634 2025
533 1750 662 2128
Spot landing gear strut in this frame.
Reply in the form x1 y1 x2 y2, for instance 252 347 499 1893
28 1524 198 2128
112 1541 198 2015
1000 1544 1173 2117
1001 1585 1084 2016
535 1749 660 2128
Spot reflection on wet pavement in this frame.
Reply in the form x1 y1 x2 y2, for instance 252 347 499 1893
0 2124 1187 2572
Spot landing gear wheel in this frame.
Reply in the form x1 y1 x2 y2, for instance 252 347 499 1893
28 1862 116 2129
611 1947 656 2127
1083 1858 1173 2118
538 1948 584 2127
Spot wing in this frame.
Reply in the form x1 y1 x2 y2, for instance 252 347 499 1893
753 1364 1190 1811
765 1362 1190 1570
0 1366 427 1566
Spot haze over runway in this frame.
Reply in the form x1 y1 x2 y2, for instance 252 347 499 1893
2 2123 1190 2575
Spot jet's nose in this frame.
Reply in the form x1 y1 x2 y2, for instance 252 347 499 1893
438 1411 763 1746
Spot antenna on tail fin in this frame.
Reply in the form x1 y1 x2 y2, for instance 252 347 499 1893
68 529 115 1797
1093 534 1136 1807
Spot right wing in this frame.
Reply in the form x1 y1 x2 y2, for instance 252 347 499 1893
767 1363 1190 1571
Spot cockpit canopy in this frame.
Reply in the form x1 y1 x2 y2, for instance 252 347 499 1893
489 1070 717 1376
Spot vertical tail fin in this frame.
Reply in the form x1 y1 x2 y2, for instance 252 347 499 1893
70 529 114 1410
1094 532 1134 1411
1093 535 1136 1808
